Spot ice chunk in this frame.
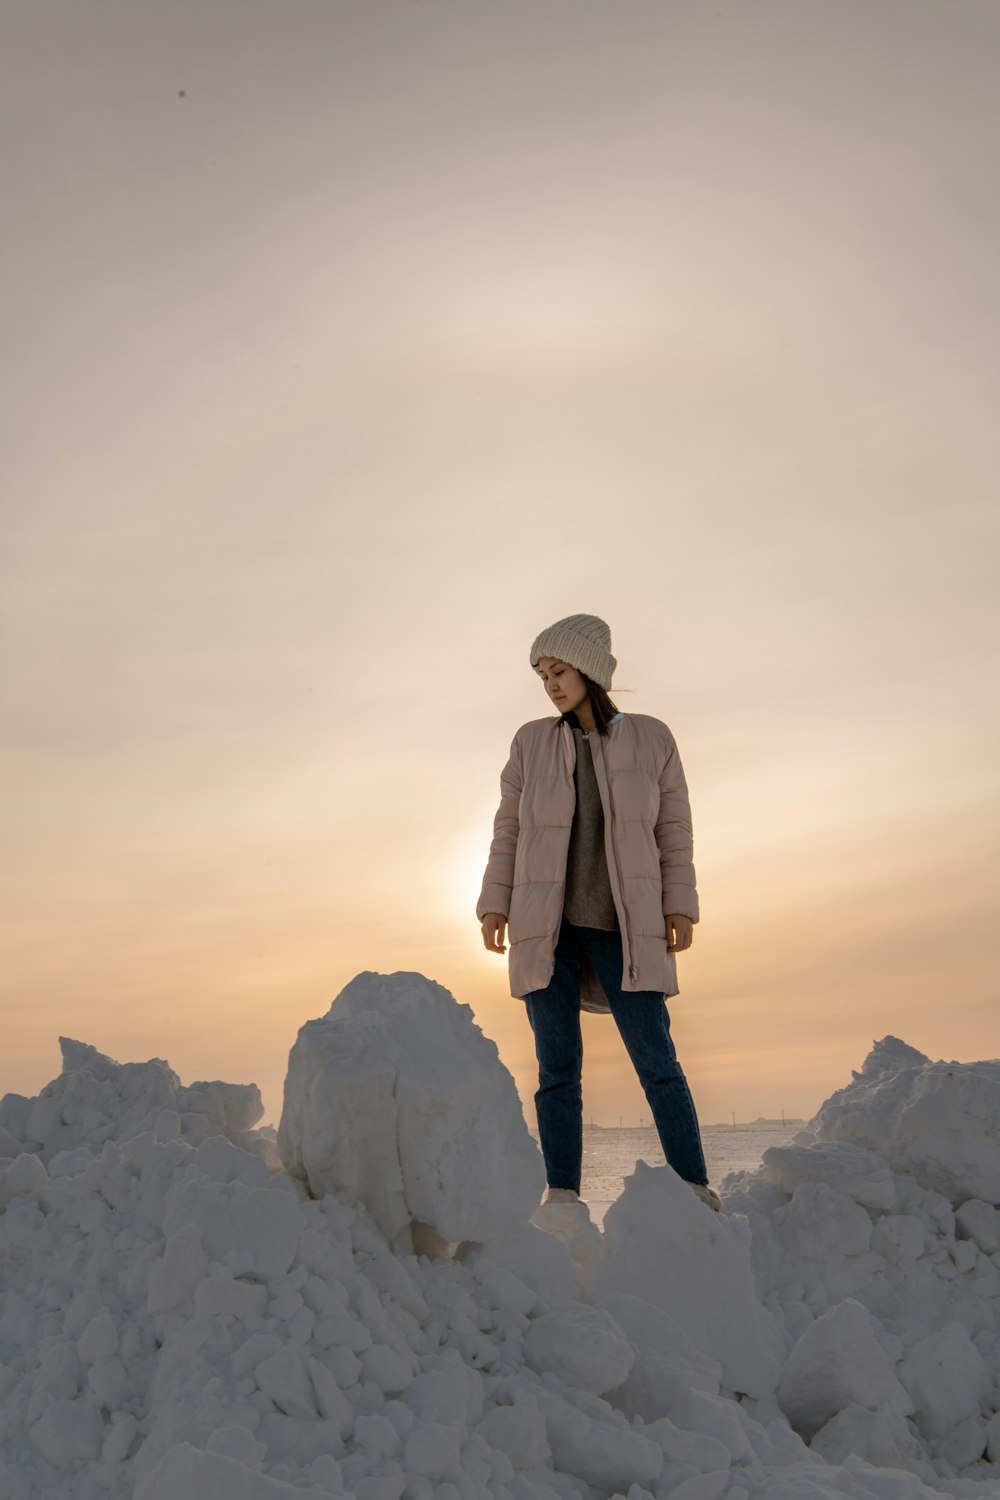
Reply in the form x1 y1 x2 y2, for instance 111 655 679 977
277 971 545 1252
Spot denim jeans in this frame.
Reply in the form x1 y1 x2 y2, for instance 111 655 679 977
524 916 709 1192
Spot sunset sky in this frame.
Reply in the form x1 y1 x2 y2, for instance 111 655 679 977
3 0 998 1134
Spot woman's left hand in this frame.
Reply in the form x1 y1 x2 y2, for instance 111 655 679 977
665 914 693 952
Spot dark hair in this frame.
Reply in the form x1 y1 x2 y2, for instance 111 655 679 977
551 673 621 737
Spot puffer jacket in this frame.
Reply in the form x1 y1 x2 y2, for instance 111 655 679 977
476 711 700 1013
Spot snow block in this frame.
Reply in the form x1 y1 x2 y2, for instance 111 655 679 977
588 1160 786 1398
897 1322 992 1447
759 1140 897 1212
600 1292 723 1422
277 971 546 1253
776 1297 913 1440
955 1198 1000 1255
522 1305 634 1393
532 1386 664 1490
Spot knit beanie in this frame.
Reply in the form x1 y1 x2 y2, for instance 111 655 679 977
529 614 617 690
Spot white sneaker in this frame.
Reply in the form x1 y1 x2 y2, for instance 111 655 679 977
543 1187 582 1206
689 1182 722 1212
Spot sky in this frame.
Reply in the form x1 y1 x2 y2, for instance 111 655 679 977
2 0 998 1135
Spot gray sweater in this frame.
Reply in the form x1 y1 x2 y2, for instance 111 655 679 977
562 714 623 930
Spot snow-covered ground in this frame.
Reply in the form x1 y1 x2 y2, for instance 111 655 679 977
2 972 999 1500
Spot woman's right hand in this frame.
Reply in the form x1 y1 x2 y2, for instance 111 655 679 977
481 913 508 954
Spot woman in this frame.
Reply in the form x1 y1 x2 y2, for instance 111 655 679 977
477 613 720 1212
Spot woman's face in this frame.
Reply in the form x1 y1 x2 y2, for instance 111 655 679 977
535 657 588 716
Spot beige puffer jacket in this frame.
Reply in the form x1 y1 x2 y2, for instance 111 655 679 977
476 712 700 1014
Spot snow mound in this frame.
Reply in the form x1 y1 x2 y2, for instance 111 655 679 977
276 971 546 1255
0 1035 277 1171
2 999 999 1500
722 1036 1000 1486
807 1036 1000 1206
588 1160 786 1399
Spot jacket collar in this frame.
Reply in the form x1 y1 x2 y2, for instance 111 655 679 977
560 710 625 735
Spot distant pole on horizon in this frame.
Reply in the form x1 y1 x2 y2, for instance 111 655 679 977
781 1108 785 1125
732 1111 736 1129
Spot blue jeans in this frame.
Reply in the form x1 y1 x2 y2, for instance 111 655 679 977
524 917 709 1192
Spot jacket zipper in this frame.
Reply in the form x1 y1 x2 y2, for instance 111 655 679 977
592 731 636 983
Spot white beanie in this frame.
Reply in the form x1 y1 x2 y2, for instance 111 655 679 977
529 613 616 690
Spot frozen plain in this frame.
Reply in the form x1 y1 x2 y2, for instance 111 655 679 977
1 972 999 1500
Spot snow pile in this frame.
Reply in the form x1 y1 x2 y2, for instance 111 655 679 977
2 985 999 1500
277 972 546 1257
721 1037 1000 1485
590 1161 785 1398
806 1036 1000 1206
0 1036 277 1173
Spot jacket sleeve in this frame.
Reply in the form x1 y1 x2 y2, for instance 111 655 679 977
475 732 524 921
654 726 700 923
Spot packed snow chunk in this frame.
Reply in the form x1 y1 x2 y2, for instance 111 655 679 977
532 1385 664 1491
870 1213 927 1264
459 1222 579 1310
896 1322 992 1447
590 1160 785 1398
759 1140 897 1213
253 1346 320 1419
600 1292 723 1422
28 1394 105 1465
522 1305 634 1393
0 1150 48 1209
403 1422 463 1480
162 1173 305 1278
134 1440 335 1498
475 1402 552 1469
955 1198 1000 1255
0 1035 277 1167
277 970 546 1253
809 1036 1000 1206
810 1404 931 1475
777 1181 873 1261
776 1297 913 1439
